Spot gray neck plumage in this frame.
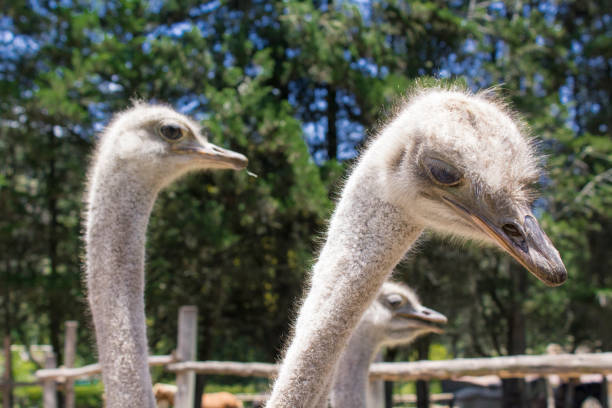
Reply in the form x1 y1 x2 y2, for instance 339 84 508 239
329 323 381 408
267 162 423 408
85 159 159 408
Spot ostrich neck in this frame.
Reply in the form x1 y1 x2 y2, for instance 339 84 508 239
267 166 423 408
85 160 159 408
329 324 381 408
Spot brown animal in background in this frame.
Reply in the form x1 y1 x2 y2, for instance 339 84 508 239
201 392 244 408
153 383 243 408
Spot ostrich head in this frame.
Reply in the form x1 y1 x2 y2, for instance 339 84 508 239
95 103 247 189
377 88 566 287
363 281 447 347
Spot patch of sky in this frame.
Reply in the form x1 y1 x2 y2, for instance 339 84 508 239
53 125 65 138
223 52 235 68
537 1 558 24
494 39 506 62
195 20 215 38
570 40 583 55
168 21 195 38
559 80 573 105
599 124 608 133
532 197 548 218
84 28 104 44
488 2 507 18
248 32 267 50
522 4 531 17
350 57 378 77
0 17 40 61
535 35 545 46
245 63 263 78
98 81 123 94
350 0 371 21
589 55 605 69
463 38 477 54
176 95 204 115
29 0 52 17
310 98 327 112
188 1 221 18
303 118 328 159
533 73 546 97
88 101 110 133
286 48 300 58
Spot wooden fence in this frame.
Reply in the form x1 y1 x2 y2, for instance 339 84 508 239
0 306 610 407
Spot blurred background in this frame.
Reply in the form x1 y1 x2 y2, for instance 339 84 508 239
1 0 611 406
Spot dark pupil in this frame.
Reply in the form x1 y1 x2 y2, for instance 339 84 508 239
161 125 182 140
389 299 402 308
430 165 460 185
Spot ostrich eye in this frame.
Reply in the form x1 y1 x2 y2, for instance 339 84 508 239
423 157 463 186
386 294 403 308
159 124 186 142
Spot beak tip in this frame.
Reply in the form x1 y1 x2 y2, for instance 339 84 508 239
233 155 248 170
543 268 568 287
535 262 568 287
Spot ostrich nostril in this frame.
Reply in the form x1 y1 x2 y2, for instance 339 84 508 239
423 310 431 315
503 223 528 252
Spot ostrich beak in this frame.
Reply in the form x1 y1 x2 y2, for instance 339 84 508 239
395 305 447 334
442 196 567 287
175 142 248 170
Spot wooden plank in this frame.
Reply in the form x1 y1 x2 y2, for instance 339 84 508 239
36 355 174 381
43 352 57 408
167 353 612 381
545 376 555 408
393 393 454 403
368 353 612 381
167 361 278 377
174 306 198 408
63 321 78 408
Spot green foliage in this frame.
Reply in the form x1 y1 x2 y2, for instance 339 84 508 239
11 383 104 408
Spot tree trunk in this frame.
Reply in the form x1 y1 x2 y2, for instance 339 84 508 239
326 85 338 161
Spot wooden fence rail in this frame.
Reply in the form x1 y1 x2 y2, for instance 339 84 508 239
165 353 612 381
368 353 612 381
35 354 176 381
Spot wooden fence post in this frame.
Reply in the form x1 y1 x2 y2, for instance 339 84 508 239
174 306 198 408
545 377 555 408
63 321 78 408
3 336 12 408
43 351 58 408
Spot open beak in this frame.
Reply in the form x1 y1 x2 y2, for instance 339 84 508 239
442 196 567 287
396 305 448 334
175 142 248 170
